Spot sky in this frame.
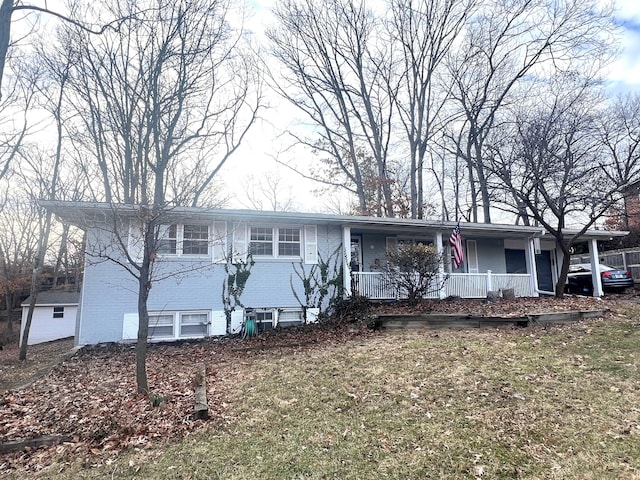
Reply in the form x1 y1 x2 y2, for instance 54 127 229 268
607 1 640 91
228 0 640 212
10 0 640 214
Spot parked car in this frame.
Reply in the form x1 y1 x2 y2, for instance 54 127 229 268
565 263 634 294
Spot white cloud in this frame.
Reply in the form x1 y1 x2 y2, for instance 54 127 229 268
607 0 640 89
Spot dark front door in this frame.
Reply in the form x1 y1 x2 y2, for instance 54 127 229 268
536 250 554 292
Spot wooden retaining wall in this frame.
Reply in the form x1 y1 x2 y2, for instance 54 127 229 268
375 310 606 330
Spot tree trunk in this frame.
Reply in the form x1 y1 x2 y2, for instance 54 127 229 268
555 241 572 298
135 221 154 395
0 0 13 99
19 210 53 361
52 223 70 287
135 265 150 395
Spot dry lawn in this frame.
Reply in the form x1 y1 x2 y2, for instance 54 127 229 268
1 297 640 479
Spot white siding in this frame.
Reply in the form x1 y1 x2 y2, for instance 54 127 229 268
20 305 77 345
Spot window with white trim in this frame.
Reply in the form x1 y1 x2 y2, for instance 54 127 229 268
255 311 274 332
249 227 273 256
278 309 304 327
278 228 301 256
183 225 209 255
249 226 301 258
148 310 210 339
158 225 178 254
149 313 174 338
53 306 64 319
157 224 210 257
180 312 208 336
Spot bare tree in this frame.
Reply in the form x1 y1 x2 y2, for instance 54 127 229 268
268 0 397 216
597 93 640 234
389 0 475 219
0 193 41 333
447 0 615 223
239 169 296 212
57 0 261 393
0 0 132 99
0 54 41 186
487 75 640 296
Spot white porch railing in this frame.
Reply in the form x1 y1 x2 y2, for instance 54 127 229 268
351 271 532 300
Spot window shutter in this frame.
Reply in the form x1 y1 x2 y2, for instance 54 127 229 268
230 309 244 334
232 222 247 262
122 313 139 340
128 220 144 264
304 225 318 264
212 221 227 263
210 311 227 336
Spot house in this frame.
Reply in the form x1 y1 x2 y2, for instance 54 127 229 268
41 201 624 346
20 291 80 345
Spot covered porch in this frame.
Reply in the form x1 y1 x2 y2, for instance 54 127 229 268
341 217 624 300
352 271 532 300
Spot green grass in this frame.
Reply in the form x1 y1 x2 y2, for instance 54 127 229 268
21 311 640 479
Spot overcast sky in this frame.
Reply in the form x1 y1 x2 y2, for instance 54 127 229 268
12 0 640 212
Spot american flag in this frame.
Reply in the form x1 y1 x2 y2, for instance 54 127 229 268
449 222 464 269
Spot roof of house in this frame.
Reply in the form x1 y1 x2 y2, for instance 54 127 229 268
40 200 628 241
21 291 80 307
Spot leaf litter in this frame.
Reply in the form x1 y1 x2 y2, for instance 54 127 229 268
0 295 636 475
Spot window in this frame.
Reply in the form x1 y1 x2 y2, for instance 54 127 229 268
53 306 64 319
255 311 273 332
158 225 178 254
149 313 174 338
279 228 301 256
250 227 273 256
249 226 301 258
180 312 208 337
147 311 210 339
157 224 209 257
278 310 304 328
183 225 209 255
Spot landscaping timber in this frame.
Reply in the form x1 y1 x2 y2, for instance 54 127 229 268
375 310 607 330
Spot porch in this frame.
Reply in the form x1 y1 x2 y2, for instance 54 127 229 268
351 271 532 300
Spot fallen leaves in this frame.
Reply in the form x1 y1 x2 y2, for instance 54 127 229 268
0 295 635 474
0 323 372 473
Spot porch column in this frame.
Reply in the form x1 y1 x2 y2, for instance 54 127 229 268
525 237 540 297
588 238 604 297
342 226 352 297
434 232 446 299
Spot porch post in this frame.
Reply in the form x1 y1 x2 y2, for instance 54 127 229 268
525 237 540 297
588 238 604 297
435 232 446 299
342 226 352 297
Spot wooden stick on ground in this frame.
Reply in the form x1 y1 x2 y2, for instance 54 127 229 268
193 364 208 420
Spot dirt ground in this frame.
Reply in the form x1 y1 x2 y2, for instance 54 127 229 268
0 320 75 393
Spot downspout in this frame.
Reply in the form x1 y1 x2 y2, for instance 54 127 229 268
525 230 546 297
